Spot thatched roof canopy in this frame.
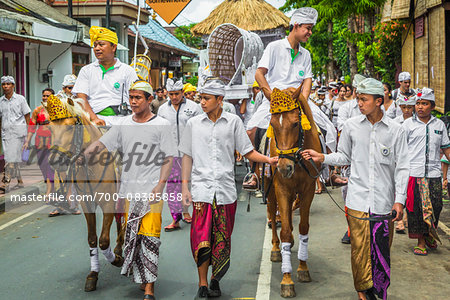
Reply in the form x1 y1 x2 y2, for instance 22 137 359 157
191 0 289 36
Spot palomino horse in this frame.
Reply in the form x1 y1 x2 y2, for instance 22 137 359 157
44 94 125 292
265 87 321 298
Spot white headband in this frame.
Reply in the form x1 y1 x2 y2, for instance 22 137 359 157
398 72 411 82
198 78 225 96
290 7 318 26
396 95 416 106
356 78 384 95
166 78 184 92
1 76 15 85
62 74 77 87
416 87 435 102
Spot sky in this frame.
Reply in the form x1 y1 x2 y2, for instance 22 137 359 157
146 0 292 27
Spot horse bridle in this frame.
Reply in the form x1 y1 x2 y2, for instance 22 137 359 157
271 107 321 179
51 116 113 202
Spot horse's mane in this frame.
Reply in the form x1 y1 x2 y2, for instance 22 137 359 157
54 91 91 123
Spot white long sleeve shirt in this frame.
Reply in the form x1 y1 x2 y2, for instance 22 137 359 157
179 111 254 205
402 115 450 178
323 113 410 214
337 99 361 132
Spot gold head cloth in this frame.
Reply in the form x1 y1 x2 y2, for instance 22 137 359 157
270 88 299 114
89 26 118 46
46 95 76 121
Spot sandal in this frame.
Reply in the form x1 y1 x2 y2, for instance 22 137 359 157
395 221 405 234
424 235 438 249
315 189 323 194
413 246 428 256
182 215 192 224
48 208 68 217
164 224 181 232
143 295 155 300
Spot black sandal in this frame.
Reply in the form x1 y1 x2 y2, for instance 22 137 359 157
143 295 155 300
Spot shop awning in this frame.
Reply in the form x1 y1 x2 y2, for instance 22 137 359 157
0 29 61 45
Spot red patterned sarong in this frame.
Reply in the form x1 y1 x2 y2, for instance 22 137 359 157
190 198 237 281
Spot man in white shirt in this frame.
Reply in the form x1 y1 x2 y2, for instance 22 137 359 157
179 78 277 299
81 81 175 300
337 74 365 132
0 76 31 190
247 7 317 135
72 26 138 126
402 87 450 256
302 78 409 300
158 78 203 231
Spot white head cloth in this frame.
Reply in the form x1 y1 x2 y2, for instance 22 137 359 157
352 74 366 88
396 94 417 106
356 78 384 95
398 71 411 82
1 75 15 84
198 78 225 96
290 7 318 26
62 74 77 87
166 78 183 92
328 81 338 89
317 87 327 95
130 81 153 94
416 87 435 102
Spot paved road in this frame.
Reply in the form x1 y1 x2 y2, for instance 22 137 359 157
0 167 449 299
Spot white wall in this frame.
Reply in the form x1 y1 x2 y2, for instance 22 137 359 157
26 42 73 110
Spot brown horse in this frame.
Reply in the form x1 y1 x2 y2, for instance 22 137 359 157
265 86 321 298
44 95 125 292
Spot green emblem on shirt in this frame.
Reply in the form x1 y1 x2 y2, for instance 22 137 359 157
299 70 305 77
114 82 120 89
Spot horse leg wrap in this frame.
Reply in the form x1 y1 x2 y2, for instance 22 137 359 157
101 246 116 263
281 242 292 274
90 247 100 272
298 234 309 261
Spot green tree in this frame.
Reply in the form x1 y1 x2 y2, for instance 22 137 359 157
174 24 202 49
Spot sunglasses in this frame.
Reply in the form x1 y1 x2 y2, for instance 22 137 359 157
66 86 73 90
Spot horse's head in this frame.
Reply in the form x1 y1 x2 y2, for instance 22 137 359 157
269 88 303 178
43 94 92 172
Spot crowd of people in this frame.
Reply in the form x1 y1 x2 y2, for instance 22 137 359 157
0 6 448 300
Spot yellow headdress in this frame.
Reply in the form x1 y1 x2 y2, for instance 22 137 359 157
252 81 259 88
270 88 299 114
184 83 197 93
45 95 77 121
268 88 311 132
89 26 118 46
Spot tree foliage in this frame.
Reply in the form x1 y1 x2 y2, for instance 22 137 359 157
279 0 402 85
174 23 202 49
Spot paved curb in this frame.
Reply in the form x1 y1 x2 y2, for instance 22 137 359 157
0 182 47 212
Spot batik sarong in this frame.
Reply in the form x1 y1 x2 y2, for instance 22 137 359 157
166 157 183 222
121 198 163 283
190 198 237 281
406 177 442 241
347 208 393 300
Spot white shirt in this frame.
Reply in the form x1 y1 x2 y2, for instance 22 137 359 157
0 93 31 138
157 98 203 157
179 111 254 205
223 101 236 114
382 101 400 119
99 115 176 199
243 96 257 127
308 99 337 152
72 58 138 114
402 115 450 178
323 113 410 214
337 99 361 131
393 114 406 124
329 99 347 128
258 37 313 90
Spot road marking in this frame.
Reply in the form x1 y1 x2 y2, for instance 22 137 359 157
255 220 272 300
438 221 450 236
0 206 47 231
